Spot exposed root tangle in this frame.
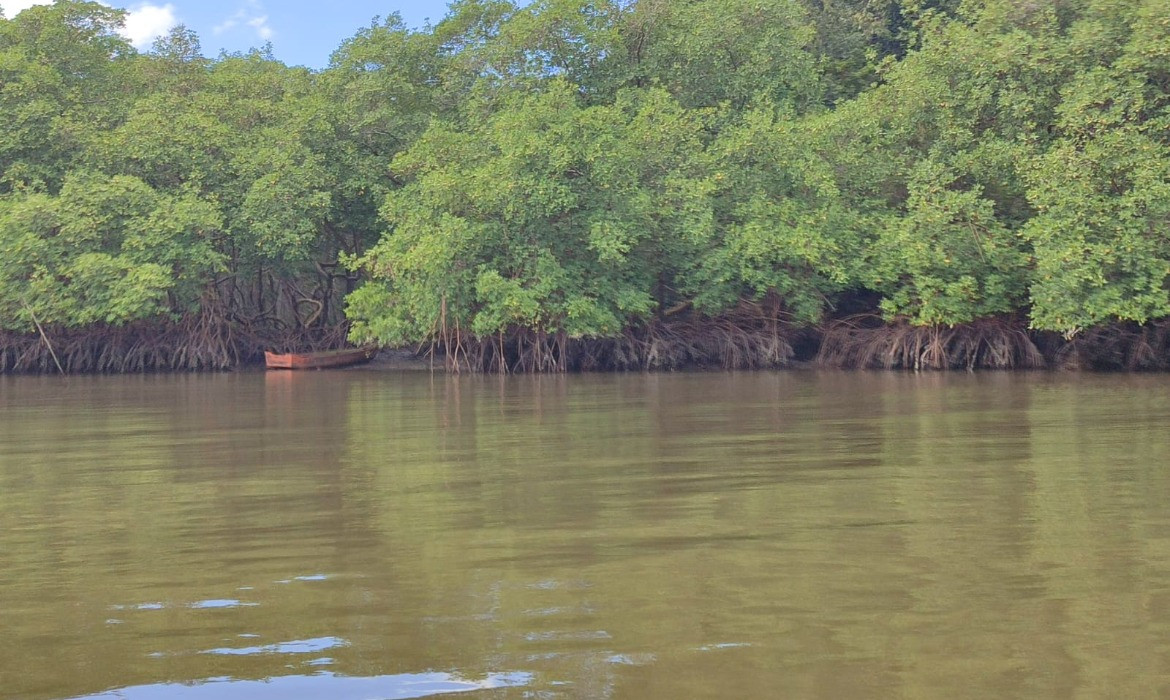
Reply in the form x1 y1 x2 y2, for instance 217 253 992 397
818 316 1045 370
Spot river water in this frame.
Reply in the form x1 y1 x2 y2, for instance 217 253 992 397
1 370 1169 699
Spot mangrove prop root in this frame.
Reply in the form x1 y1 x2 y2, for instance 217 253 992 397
818 316 1046 370
0 313 354 374
6 310 1170 375
1048 321 1170 371
424 309 797 374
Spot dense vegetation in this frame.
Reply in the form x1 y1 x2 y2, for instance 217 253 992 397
1 0 1168 372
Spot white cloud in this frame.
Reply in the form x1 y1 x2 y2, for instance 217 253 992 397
1 1 177 52
213 17 237 35
121 3 178 49
214 1 274 42
247 15 273 41
0 0 52 16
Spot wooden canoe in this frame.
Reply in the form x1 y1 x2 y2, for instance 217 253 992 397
264 346 378 370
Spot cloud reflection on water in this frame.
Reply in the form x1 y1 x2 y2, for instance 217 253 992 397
70 670 534 700
200 636 349 656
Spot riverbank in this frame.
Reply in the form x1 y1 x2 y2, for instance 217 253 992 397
4 316 1169 375
367 317 1170 374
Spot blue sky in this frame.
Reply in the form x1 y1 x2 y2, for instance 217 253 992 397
1 1 455 68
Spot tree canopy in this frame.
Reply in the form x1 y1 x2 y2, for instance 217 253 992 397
1 0 1168 371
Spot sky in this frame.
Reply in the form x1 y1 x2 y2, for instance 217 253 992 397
0 0 455 68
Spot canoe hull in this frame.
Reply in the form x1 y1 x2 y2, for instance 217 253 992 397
264 347 377 370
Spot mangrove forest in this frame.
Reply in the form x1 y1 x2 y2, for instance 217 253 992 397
1 0 1168 373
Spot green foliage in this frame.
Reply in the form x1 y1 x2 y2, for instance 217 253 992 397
0 172 223 330
343 0 1170 349
692 105 863 322
2 0 1170 367
0 1 135 193
622 0 822 111
867 160 1028 324
348 81 707 346
1022 0 1170 334
1025 131 1170 334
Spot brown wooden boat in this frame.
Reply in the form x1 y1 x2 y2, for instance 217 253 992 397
264 346 378 370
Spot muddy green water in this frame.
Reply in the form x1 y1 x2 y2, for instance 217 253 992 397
2 371 1169 699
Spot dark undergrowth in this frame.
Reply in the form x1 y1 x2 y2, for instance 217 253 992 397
1042 321 1170 371
818 316 1170 372
424 304 800 373
5 313 1170 375
817 315 1045 370
0 313 353 374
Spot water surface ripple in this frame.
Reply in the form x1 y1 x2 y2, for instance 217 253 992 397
2 371 1169 698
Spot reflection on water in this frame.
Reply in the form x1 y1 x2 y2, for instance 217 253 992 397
189 600 257 610
2 371 1170 699
202 636 349 656
69 670 533 700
